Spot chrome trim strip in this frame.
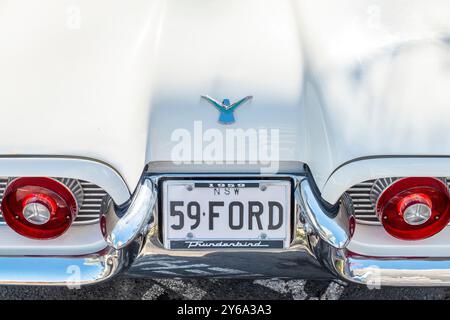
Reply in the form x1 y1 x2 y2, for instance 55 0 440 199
145 161 306 175
0 157 130 205
327 155 450 183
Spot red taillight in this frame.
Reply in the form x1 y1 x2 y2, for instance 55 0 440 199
376 177 450 240
1 177 77 240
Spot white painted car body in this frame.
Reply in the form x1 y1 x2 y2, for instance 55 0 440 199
1 0 450 285
1 0 450 202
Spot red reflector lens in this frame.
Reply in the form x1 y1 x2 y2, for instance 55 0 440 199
1 177 78 240
376 177 450 240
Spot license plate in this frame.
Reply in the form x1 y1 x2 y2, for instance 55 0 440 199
162 180 291 250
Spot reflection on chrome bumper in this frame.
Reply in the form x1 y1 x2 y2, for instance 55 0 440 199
298 178 354 249
0 247 126 286
105 178 157 250
3 174 450 286
126 174 350 280
327 250 450 287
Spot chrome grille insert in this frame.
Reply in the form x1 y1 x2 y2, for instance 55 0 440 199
346 180 380 225
347 177 450 225
0 178 107 225
76 181 108 224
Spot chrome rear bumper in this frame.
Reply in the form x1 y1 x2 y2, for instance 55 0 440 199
3 173 450 286
0 247 125 286
328 250 450 287
124 174 351 280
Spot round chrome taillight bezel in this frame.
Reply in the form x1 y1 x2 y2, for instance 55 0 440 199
1 177 79 240
375 177 450 240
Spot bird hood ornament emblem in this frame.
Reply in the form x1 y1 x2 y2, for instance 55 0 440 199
201 95 253 125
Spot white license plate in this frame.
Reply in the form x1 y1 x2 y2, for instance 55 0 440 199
162 180 291 250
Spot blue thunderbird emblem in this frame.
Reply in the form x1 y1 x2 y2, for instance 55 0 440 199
201 95 253 124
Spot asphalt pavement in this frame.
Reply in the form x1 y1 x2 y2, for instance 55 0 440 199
0 277 448 300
